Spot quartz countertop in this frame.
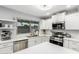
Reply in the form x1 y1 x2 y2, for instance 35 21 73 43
0 36 29 44
14 42 78 54
0 36 50 44
64 38 79 42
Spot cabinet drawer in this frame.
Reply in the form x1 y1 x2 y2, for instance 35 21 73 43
41 37 50 42
28 41 35 47
69 40 79 47
69 40 79 51
35 39 42 45
74 42 79 46
0 46 13 54
42 39 48 42
64 39 69 48
28 39 35 42
0 42 13 48
69 41 76 47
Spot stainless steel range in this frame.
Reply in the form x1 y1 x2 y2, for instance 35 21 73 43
50 32 64 46
50 32 71 47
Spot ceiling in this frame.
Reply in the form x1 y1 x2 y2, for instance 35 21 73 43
2 5 76 18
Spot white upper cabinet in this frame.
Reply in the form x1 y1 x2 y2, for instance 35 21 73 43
52 12 65 23
45 19 52 29
57 13 65 22
39 20 46 29
65 12 79 30
52 15 57 23
40 19 53 29
64 39 69 48
39 12 65 29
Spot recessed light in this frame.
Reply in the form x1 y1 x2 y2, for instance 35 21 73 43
66 5 71 8
46 13 50 15
35 5 54 10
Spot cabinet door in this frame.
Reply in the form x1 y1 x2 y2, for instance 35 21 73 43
0 46 13 54
40 19 52 29
35 38 42 45
41 37 49 42
52 13 65 23
63 39 69 48
74 43 79 51
57 13 65 22
42 39 47 42
65 13 79 30
69 40 79 51
39 37 44 43
69 40 77 51
45 36 49 42
39 20 46 29
45 19 52 29
28 39 35 47
52 15 57 23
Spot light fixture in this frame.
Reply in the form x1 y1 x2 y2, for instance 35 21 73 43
66 5 72 8
46 12 50 15
35 5 53 10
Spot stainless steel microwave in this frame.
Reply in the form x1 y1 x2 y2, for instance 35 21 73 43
52 22 65 30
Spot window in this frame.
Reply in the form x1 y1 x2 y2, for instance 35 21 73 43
17 19 39 34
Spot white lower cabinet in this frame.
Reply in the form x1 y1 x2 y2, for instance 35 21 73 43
28 39 35 47
65 13 79 30
28 36 50 48
0 46 13 54
69 40 79 51
28 37 42 47
42 37 50 43
35 38 42 45
0 42 13 54
63 39 69 48
64 38 79 52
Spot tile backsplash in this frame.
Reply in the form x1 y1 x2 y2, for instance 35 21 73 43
39 30 52 36
53 30 79 39
65 30 79 39
39 29 79 39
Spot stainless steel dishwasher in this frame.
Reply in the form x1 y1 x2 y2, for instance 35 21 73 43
13 39 28 52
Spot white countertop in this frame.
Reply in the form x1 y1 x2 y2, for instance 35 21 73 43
0 37 29 44
64 38 79 42
15 42 78 54
0 36 50 44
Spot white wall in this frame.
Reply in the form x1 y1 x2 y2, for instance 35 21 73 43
0 6 40 21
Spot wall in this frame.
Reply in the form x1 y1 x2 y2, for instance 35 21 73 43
0 6 40 21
